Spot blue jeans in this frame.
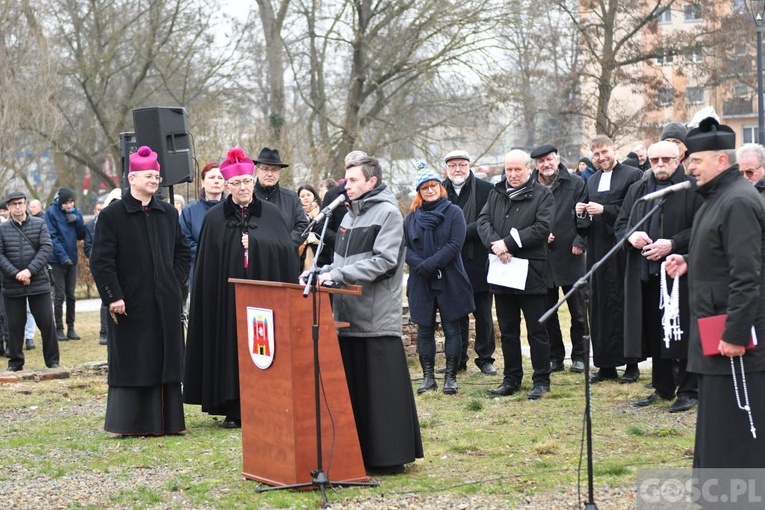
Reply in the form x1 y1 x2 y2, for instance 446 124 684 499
416 319 462 359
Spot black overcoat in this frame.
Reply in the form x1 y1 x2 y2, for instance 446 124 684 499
476 178 554 295
89 193 191 387
445 172 493 293
686 166 765 375
532 166 587 287
183 195 300 415
576 162 643 366
615 169 701 359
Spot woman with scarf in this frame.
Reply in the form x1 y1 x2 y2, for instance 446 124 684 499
404 163 474 395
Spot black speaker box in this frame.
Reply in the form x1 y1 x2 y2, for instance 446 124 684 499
119 131 136 189
132 107 193 186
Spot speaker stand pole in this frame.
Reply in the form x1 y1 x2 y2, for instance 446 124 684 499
255 212 377 507
540 197 668 510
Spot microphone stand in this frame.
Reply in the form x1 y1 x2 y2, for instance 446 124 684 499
256 210 378 507
539 197 667 510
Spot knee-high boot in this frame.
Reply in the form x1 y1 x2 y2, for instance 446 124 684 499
443 355 459 395
417 356 438 395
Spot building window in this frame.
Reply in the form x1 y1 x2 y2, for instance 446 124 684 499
686 86 704 104
658 6 672 23
656 48 674 66
658 87 675 106
734 83 750 98
743 126 760 144
686 46 703 63
684 2 702 21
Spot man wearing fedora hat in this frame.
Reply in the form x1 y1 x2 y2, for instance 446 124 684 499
252 147 309 246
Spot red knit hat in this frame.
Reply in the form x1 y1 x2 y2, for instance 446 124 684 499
129 146 160 172
220 147 255 180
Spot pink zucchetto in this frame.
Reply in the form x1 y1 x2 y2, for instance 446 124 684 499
220 147 255 180
129 146 160 173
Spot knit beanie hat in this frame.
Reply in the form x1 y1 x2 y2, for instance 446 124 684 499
58 187 75 204
414 161 442 191
220 147 255 180
660 122 688 144
129 146 160 172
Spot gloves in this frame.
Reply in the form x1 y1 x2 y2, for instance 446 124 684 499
413 262 436 278
61 259 74 267
65 213 77 223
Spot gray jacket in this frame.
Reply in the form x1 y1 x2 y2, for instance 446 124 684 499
325 184 404 337
0 216 53 297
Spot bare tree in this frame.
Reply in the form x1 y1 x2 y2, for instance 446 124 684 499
281 0 505 178
556 0 721 139
15 0 246 197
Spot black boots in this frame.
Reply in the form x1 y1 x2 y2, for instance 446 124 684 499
417 356 437 395
443 355 459 395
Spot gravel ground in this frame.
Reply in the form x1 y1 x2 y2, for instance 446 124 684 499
0 366 639 509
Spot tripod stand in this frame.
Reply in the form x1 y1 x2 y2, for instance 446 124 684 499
255 211 378 507
540 197 668 510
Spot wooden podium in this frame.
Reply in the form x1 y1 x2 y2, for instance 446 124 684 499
229 279 370 486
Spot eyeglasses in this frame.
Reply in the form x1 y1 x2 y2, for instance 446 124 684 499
7 201 25 208
420 182 440 192
447 162 469 170
139 173 163 182
228 178 255 188
742 166 764 177
258 165 282 174
649 156 676 165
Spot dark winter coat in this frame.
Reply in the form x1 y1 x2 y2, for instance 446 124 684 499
404 197 475 326
476 177 554 294
317 184 349 267
253 181 309 246
686 166 765 375
0 216 53 297
44 197 86 265
615 169 702 359
532 166 586 287
89 192 191 387
84 218 96 259
179 197 223 283
444 171 493 293
183 195 300 414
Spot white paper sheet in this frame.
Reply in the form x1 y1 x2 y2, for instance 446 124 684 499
487 254 528 290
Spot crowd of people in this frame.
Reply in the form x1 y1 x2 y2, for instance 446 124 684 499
1 113 763 473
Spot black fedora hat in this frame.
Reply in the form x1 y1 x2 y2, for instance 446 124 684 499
254 147 289 168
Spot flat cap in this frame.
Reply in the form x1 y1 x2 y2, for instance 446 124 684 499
530 144 558 159
444 149 471 163
686 117 735 156
3 191 26 205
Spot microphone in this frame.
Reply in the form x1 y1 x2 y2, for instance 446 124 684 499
639 180 692 201
302 194 346 235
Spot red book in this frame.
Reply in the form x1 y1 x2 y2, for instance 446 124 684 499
697 314 758 357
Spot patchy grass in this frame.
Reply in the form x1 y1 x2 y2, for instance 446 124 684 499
0 310 698 508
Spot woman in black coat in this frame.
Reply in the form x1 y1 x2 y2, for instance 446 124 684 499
404 165 474 395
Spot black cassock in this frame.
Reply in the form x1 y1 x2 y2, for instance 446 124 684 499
183 195 300 417
577 162 642 368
